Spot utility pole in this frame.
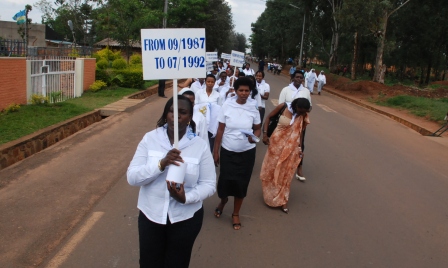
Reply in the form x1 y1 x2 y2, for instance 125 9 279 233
158 0 169 97
163 0 168 29
289 4 305 68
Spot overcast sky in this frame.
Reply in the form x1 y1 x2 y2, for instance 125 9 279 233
1 0 266 47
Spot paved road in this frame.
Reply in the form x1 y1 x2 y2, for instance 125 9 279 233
2 71 448 267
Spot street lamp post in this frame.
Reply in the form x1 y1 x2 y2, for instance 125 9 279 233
289 3 305 68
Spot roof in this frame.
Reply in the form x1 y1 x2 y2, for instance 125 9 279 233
94 38 141 48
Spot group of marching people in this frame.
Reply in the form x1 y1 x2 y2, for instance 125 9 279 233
127 60 319 267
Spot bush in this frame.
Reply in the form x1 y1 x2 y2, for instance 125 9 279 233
3 103 21 114
130 54 142 65
96 69 111 85
97 59 109 69
91 53 102 61
30 94 49 105
113 69 144 89
96 47 116 61
112 58 127 69
89 80 108 92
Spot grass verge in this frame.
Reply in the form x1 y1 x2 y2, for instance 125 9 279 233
0 87 140 145
375 95 448 122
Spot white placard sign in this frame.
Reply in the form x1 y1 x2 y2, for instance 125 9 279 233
206 62 214 72
221 53 231 60
230 50 245 67
141 28 206 80
206 52 218 62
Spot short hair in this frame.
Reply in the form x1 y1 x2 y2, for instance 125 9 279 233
234 76 253 91
291 98 311 114
238 72 246 77
293 70 305 77
181 90 195 97
206 74 216 81
255 70 265 78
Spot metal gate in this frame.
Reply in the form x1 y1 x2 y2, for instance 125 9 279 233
28 56 76 103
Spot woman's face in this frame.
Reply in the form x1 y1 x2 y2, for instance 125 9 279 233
166 99 192 134
293 73 304 87
236 85 250 103
220 73 227 82
235 68 239 76
255 73 263 83
246 63 250 69
205 77 215 89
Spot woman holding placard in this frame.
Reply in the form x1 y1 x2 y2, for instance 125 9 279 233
213 77 261 230
127 95 216 267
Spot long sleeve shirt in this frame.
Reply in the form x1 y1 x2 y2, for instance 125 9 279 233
127 129 216 224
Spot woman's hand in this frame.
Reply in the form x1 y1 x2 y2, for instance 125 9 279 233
248 136 257 143
263 135 270 145
166 181 186 203
160 148 183 170
213 152 220 167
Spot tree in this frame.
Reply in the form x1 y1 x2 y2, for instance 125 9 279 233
372 0 411 83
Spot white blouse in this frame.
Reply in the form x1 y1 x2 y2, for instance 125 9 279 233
256 81 270 108
218 99 261 152
195 88 220 105
127 129 216 224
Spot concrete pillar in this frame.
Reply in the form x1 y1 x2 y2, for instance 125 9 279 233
75 58 84 97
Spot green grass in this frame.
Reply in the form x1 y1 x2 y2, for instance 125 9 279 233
376 95 448 122
144 80 158 89
0 87 141 145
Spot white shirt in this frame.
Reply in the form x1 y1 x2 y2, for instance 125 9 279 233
256 80 270 108
193 106 209 149
218 99 261 152
318 74 326 84
190 81 206 93
213 80 230 94
195 88 220 105
127 128 216 224
242 68 255 76
278 84 312 106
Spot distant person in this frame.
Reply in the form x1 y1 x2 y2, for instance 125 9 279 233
306 69 317 94
317 70 326 95
242 63 255 76
258 59 265 72
158 79 166 98
289 65 296 79
255 70 270 122
181 90 209 147
127 95 216 267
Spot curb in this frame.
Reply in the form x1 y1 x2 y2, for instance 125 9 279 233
324 88 434 136
0 81 177 171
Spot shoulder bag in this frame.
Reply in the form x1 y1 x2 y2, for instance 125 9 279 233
266 103 287 137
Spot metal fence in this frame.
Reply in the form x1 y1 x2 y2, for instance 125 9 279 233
0 39 26 56
29 57 76 103
0 39 96 57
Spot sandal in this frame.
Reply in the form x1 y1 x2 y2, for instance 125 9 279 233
232 214 241 230
214 197 228 218
214 208 222 218
281 205 289 214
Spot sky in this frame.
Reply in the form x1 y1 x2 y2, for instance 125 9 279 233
0 0 267 47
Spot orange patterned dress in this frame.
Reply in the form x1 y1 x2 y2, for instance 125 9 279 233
260 111 309 207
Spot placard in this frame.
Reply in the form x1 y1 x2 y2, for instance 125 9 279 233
141 28 206 80
230 50 245 67
206 52 218 62
206 62 214 72
221 53 231 60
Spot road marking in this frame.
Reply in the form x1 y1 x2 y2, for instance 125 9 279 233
317 104 337 113
271 99 279 106
46 212 104 268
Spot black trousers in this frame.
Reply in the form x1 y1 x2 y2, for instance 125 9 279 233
208 131 215 153
259 107 265 124
138 207 204 268
158 80 166 96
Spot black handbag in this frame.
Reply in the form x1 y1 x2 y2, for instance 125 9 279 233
266 103 287 137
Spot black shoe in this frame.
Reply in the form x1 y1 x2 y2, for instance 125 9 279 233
159 95 167 98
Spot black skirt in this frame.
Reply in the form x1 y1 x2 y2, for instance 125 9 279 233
217 147 256 198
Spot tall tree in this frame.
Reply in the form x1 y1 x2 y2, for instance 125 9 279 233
372 0 411 83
